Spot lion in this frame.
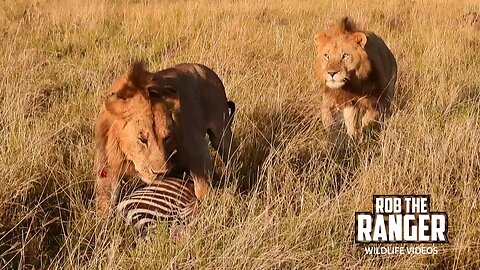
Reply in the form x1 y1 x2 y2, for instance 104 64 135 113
315 17 397 141
95 62 236 216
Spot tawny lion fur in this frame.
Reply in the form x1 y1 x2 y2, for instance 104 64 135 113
315 17 397 140
95 62 235 216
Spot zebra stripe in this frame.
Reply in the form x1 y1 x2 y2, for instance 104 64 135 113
117 177 198 230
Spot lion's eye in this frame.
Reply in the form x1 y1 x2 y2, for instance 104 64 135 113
138 137 148 146
146 86 160 96
342 53 350 60
323 53 329 60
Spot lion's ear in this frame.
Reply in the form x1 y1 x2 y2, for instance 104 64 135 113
315 32 329 48
351 32 367 48
104 92 128 116
125 61 152 89
104 62 153 116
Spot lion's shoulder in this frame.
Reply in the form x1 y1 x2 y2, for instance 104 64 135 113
363 31 397 84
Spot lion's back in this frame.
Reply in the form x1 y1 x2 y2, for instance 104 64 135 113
365 31 397 94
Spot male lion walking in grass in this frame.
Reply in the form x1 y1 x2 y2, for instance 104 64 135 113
315 17 397 144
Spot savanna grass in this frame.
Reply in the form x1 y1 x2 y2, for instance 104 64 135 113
0 0 479 268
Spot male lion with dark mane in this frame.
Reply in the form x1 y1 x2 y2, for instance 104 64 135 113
315 17 397 141
95 62 235 216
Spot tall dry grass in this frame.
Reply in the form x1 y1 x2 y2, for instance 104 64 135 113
0 0 479 269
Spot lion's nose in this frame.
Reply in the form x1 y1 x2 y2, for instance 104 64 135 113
328 71 339 77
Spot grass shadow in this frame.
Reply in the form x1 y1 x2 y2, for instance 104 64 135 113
223 100 373 196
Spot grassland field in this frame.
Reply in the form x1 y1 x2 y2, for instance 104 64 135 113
0 0 479 269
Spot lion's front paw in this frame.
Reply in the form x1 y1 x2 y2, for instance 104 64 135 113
96 199 110 218
193 179 210 200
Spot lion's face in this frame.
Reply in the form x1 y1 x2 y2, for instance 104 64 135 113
116 96 176 183
315 28 370 89
105 63 179 183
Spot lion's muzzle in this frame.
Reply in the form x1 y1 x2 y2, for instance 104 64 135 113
324 70 347 89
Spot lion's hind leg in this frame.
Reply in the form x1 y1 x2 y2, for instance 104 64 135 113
184 131 214 199
207 125 236 166
207 101 236 166
361 108 380 130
